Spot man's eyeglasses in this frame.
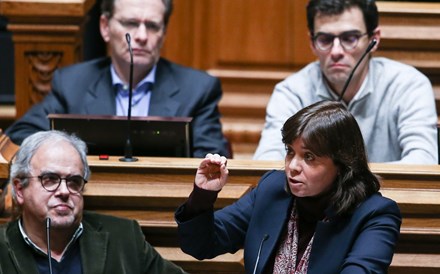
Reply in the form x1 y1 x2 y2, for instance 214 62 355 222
25 173 87 194
114 18 164 34
313 31 368 52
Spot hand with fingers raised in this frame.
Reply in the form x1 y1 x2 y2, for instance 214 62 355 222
195 153 229 191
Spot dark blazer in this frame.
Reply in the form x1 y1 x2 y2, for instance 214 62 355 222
5 57 230 158
0 211 187 274
176 170 402 274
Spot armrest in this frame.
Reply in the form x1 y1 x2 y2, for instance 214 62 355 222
0 130 19 162
0 130 18 217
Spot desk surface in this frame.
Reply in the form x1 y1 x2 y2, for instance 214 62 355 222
2 155 440 174
2 156 440 274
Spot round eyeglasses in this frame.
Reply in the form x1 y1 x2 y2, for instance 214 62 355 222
24 173 87 194
313 31 368 52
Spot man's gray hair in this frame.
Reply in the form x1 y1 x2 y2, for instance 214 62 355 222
9 130 91 196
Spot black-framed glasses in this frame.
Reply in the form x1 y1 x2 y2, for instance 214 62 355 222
114 18 164 34
25 173 87 194
313 31 368 52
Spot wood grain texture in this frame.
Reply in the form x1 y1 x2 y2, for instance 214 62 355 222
1 157 440 273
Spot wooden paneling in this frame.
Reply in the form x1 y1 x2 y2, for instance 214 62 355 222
212 1 295 68
163 1 440 159
160 0 197 67
163 0 313 71
0 0 95 118
374 2 440 113
164 0 314 159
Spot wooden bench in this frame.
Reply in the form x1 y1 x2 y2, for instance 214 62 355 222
156 248 440 274
390 253 440 274
1 157 440 273
84 181 252 210
85 160 440 273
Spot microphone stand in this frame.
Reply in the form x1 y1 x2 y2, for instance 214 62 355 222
120 33 138 162
338 39 377 102
46 217 53 274
252 234 269 274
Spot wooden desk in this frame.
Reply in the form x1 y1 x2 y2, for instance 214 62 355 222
2 156 440 222
1 157 440 273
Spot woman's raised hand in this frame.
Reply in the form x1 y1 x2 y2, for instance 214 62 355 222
195 153 229 191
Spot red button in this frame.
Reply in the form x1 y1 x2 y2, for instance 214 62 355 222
99 154 109 160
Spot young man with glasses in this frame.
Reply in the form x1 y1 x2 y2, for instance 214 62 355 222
5 0 230 158
0 130 188 273
254 0 437 164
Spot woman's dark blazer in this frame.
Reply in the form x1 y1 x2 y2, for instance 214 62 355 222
176 170 402 274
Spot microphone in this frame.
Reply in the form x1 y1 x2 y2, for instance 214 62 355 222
119 33 138 162
252 234 269 274
46 217 53 274
338 38 377 102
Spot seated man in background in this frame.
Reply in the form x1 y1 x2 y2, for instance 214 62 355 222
5 0 230 158
254 0 437 164
0 130 188 273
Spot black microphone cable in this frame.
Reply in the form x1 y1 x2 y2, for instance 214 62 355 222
120 33 138 162
338 39 377 102
46 217 53 274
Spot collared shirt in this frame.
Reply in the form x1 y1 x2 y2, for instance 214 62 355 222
111 65 156 117
18 218 83 259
